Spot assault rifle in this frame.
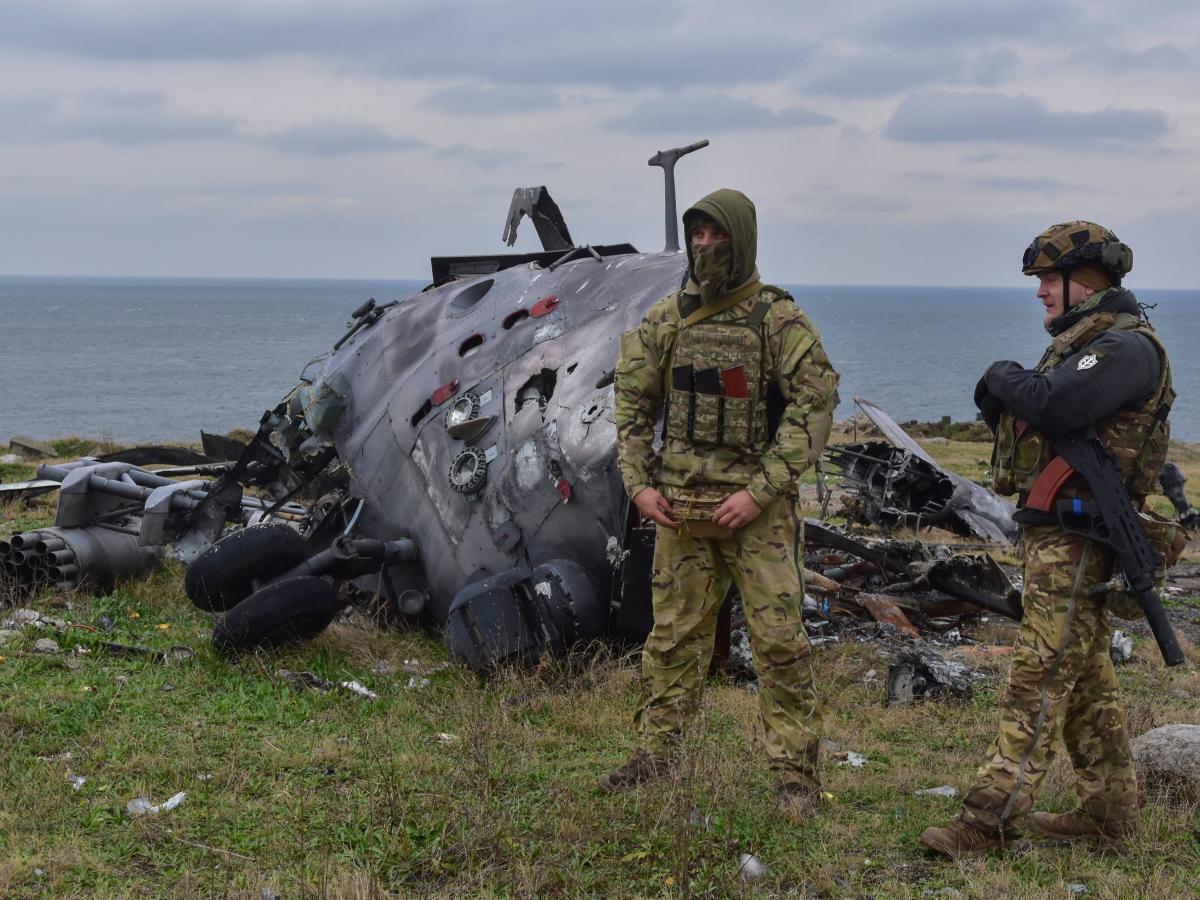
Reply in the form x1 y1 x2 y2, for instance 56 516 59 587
1026 429 1184 667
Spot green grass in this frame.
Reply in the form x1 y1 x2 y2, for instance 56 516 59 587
1 440 1199 896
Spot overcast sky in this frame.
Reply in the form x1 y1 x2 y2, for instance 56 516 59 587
1 0 1197 287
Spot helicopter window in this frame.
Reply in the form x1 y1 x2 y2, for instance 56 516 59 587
458 333 485 357
447 278 495 315
566 362 578 374
502 309 529 330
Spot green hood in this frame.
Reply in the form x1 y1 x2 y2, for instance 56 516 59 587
682 188 760 298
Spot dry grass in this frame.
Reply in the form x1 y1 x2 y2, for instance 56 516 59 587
2 439 1199 896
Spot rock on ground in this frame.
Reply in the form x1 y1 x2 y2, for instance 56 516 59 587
1131 724 1200 802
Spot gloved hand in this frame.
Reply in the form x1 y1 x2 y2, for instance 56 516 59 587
974 375 1004 432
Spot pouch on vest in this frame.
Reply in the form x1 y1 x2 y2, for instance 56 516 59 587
1103 509 1188 620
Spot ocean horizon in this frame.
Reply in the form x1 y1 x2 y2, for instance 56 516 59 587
3 274 1198 444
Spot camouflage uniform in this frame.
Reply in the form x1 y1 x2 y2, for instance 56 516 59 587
614 189 839 787
961 526 1137 832
954 223 1170 840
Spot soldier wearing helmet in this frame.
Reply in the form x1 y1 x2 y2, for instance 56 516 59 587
603 188 839 819
922 222 1173 858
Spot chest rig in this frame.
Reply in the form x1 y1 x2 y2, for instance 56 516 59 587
992 311 1173 503
662 284 786 453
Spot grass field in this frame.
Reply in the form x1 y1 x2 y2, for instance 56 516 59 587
1 438 1198 897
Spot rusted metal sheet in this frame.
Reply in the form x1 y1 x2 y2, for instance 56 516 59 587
857 593 921 639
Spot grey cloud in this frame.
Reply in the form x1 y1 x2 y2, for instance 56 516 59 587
0 1 810 89
261 121 426 156
435 143 528 170
966 49 1019 87
606 92 835 134
971 175 1067 192
864 0 1081 47
425 83 562 115
802 52 964 99
0 88 238 144
1069 43 1197 72
884 91 1168 146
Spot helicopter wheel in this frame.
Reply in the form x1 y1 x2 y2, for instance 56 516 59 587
185 523 307 612
212 576 341 653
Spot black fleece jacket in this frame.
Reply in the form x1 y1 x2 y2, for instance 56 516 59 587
975 288 1161 438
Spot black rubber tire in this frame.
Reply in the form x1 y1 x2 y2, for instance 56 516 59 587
184 524 308 612
212 575 341 653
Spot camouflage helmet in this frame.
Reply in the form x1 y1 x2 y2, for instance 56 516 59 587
1021 220 1133 284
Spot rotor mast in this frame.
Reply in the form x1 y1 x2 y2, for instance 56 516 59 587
647 139 709 252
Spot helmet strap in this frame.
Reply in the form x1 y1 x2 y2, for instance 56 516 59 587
1061 269 1072 314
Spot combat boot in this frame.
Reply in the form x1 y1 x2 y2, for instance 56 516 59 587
1028 809 1139 843
919 820 1008 858
597 749 672 793
777 781 820 823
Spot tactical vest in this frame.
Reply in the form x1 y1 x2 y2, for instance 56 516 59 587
992 311 1173 503
663 288 787 453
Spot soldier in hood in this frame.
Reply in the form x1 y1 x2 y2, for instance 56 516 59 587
603 188 840 818
922 222 1173 857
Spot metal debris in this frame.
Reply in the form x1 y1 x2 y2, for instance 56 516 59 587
126 791 186 816
67 774 86 790
914 785 959 798
823 398 1017 543
278 670 335 692
836 751 867 767
886 647 990 705
857 594 921 639
737 853 768 880
1110 630 1134 665
33 638 60 654
339 680 378 700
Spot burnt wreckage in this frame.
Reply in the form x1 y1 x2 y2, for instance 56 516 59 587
6 140 1184 671
4 141 714 669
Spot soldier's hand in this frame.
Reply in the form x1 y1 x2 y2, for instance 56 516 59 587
633 487 678 529
713 490 762 530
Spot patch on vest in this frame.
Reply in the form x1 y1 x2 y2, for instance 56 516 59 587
1077 353 1099 371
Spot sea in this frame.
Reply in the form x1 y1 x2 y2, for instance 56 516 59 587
2 276 1198 444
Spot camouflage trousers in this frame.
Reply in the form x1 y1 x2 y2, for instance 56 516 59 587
961 526 1138 833
634 497 822 788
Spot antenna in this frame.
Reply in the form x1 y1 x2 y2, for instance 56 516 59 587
647 139 709 252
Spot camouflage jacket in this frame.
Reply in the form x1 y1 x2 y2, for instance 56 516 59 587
614 287 839 508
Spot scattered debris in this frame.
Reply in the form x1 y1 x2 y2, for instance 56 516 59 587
1110 630 1134 665
1068 885 1087 896
278 670 335 692
823 398 1017 543
339 680 378 700
406 676 431 690
1130 724 1200 802
835 751 867 768
33 638 60 654
689 808 714 832
886 647 989 705
737 853 768 880
126 791 186 816
95 642 194 665
67 774 86 790
370 659 395 676
914 785 959 798
8 436 57 459
857 594 921 639
36 752 72 763
434 733 460 745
